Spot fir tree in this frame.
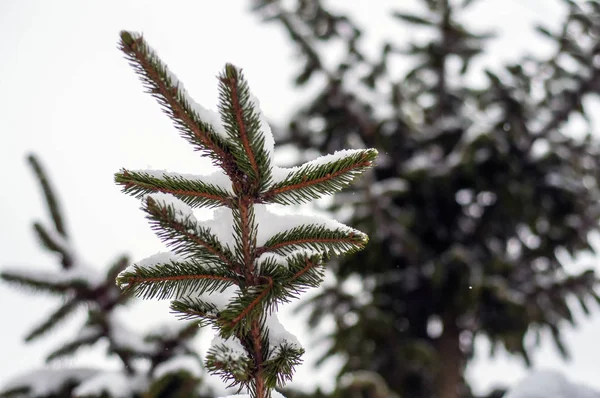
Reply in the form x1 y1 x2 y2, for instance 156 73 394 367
113 31 376 398
0 154 208 398
251 1 600 397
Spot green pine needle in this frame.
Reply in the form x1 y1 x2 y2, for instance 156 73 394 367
218 64 273 191
115 30 377 395
263 342 304 388
170 297 223 326
143 196 237 268
118 31 237 175
117 260 237 300
260 223 368 257
206 341 254 388
258 252 325 302
218 282 276 338
116 169 233 209
262 149 378 205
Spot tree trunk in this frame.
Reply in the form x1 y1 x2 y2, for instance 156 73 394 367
436 310 462 398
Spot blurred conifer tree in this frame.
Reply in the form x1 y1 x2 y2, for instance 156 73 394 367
251 1 600 397
0 154 210 398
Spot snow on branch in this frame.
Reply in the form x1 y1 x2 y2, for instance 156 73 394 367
264 149 377 205
218 65 275 189
115 168 234 208
115 29 376 397
118 31 235 172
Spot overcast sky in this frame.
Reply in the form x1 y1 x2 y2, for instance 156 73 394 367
1 0 600 395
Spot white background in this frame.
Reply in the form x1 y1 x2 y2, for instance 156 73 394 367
1 0 599 395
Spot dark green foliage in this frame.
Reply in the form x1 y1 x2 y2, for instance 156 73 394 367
251 0 600 397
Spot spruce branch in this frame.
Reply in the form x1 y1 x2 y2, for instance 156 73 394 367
117 260 237 300
24 299 80 342
258 224 367 257
206 338 254 387
118 31 238 177
27 154 68 239
218 65 273 190
259 253 325 301
262 149 377 205
32 222 74 269
143 196 236 268
254 252 323 294
263 342 304 388
115 30 375 397
218 278 276 338
46 329 103 362
0 270 79 295
26 154 75 268
116 169 233 208
171 296 227 326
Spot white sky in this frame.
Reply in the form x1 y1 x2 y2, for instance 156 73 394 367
1 0 600 395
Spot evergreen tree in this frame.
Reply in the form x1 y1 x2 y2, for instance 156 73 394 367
113 31 376 398
0 154 209 398
251 1 600 397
